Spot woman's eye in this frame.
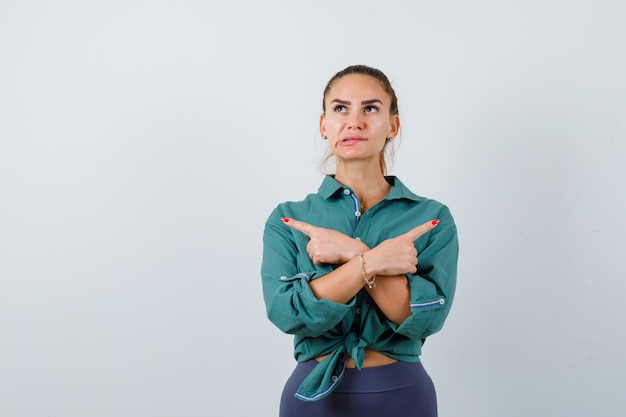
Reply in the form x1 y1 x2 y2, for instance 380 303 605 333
364 106 379 113
333 105 346 113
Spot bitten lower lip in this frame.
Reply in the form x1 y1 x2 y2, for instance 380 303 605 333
340 135 367 143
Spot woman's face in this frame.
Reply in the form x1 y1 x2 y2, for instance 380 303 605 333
320 74 399 163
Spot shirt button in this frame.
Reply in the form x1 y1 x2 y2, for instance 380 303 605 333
343 189 351 195
331 375 339 382
355 211 361 217
355 308 362 314
355 237 361 241
280 276 287 281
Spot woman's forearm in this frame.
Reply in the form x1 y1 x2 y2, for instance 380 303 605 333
366 275 412 325
308 256 368 304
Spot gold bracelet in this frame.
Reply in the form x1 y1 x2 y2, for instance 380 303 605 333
358 253 376 289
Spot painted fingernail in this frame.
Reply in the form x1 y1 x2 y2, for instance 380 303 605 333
281 217 290 223
431 219 440 226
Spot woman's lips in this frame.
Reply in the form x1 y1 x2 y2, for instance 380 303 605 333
339 135 366 145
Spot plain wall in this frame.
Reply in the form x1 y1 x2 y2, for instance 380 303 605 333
1 1 625 416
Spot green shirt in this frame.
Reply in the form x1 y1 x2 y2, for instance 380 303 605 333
261 175 459 401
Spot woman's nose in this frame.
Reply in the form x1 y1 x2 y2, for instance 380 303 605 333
347 112 364 129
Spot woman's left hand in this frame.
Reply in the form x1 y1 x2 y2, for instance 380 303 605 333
281 217 368 265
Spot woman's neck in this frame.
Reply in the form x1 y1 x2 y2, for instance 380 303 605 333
334 164 391 212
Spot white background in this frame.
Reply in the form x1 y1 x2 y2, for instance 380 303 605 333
1 1 625 416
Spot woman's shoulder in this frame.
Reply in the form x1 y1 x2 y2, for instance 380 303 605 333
390 176 448 204
270 176 337 213
264 191 322 222
390 177 455 219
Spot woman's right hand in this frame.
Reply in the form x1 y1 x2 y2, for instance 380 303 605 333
364 219 440 276
281 217 369 265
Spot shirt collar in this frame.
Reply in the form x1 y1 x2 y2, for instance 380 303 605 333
318 175 422 202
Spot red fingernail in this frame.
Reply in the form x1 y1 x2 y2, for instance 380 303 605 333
281 217 290 223
431 219 440 226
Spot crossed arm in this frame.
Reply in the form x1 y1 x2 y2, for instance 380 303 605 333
280 217 439 325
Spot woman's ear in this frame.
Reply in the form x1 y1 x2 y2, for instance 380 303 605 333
319 113 327 139
389 114 400 138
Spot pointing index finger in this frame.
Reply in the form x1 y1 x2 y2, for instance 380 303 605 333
404 219 440 242
281 217 315 237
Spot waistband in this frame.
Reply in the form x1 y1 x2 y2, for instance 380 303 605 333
294 359 428 394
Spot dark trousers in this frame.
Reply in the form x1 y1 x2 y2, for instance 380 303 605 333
279 360 438 417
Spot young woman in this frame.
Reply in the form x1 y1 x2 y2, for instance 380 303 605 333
261 65 459 417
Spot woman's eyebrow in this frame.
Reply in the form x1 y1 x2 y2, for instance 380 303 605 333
330 98 351 105
361 99 383 105
330 98 384 105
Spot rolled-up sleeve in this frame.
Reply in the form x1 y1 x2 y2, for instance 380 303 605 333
392 205 459 341
261 208 354 337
